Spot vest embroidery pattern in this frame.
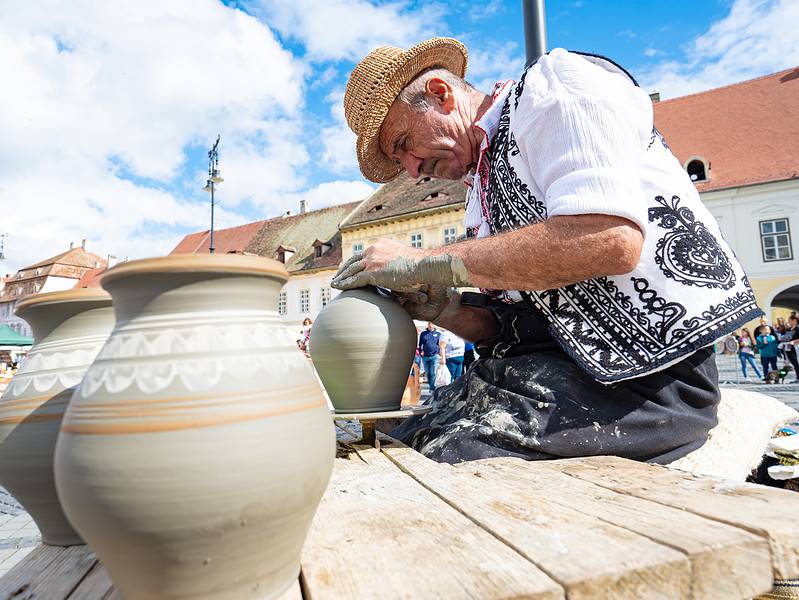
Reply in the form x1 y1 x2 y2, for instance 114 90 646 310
484 75 761 382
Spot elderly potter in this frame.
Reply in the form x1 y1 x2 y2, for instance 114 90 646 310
333 38 762 465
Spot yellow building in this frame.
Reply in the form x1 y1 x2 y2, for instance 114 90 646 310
339 174 466 260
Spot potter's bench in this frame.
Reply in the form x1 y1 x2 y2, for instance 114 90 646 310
1 437 798 600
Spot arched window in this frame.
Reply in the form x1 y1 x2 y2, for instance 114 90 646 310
686 158 709 182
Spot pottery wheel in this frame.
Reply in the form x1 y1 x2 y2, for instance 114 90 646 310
332 405 431 446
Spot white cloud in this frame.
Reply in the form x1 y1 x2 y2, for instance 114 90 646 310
319 89 360 174
251 0 444 62
289 180 376 212
466 41 526 92
641 0 799 98
643 47 663 58
468 0 503 21
0 0 312 273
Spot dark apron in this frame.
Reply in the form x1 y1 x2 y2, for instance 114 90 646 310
391 297 721 465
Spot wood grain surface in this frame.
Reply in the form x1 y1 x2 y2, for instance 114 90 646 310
451 455 773 600
542 455 799 579
301 447 564 600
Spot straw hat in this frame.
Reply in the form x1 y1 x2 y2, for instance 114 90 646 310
344 37 468 183
756 580 799 599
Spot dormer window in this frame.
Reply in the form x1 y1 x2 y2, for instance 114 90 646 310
312 239 332 258
685 158 709 182
422 192 441 201
276 245 296 264
369 204 385 213
416 176 432 184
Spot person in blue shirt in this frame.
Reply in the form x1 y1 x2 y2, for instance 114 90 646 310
418 323 442 393
463 341 476 370
756 326 779 378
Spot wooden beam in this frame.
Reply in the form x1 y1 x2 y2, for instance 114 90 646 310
382 444 693 600
301 451 563 599
452 456 773 600
542 455 799 579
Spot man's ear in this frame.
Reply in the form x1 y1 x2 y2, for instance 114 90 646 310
425 77 456 112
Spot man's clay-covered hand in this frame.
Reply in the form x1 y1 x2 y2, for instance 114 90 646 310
331 238 470 292
395 285 454 321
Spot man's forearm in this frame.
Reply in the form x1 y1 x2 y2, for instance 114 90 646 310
429 214 643 291
433 292 498 342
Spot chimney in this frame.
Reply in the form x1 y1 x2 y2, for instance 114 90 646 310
649 91 661 103
300 199 308 214
107 254 118 268
81 238 86 249
69 241 74 249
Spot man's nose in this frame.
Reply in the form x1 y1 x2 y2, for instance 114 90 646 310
399 151 423 178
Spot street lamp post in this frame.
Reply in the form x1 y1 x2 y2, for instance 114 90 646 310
523 0 547 67
0 233 7 261
202 135 224 254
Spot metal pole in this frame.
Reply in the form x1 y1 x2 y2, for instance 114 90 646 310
523 0 547 67
209 182 215 254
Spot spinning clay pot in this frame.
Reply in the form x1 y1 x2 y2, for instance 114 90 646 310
0 289 114 545
310 287 416 413
55 254 335 600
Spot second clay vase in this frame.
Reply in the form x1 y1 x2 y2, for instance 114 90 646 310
310 287 417 413
0 289 114 545
54 254 335 600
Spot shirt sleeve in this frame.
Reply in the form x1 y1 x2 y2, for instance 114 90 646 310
514 49 653 237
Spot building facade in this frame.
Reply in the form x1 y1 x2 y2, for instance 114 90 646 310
653 67 799 321
339 174 466 261
0 245 108 337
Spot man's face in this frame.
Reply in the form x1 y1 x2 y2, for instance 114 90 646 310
427 322 435 331
790 317 798 328
379 84 478 180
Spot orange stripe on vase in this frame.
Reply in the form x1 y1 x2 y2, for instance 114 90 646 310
0 393 70 407
60 398 326 435
0 413 65 426
71 383 320 410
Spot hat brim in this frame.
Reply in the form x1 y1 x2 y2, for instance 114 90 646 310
355 38 468 184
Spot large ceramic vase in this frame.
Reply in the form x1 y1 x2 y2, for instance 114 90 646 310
0 289 114 545
54 255 335 600
310 287 416 413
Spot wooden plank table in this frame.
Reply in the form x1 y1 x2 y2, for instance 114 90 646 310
1 436 797 599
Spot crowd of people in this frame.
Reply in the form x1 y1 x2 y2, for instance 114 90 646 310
735 312 799 383
416 322 474 393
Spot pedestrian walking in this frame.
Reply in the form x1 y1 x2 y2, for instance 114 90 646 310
737 328 762 381
441 330 466 382
463 341 476 370
756 326 779 379
779 315 799 382
418 323 442 393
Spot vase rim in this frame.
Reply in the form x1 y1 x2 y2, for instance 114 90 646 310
100 254 289 288
15 288 111 315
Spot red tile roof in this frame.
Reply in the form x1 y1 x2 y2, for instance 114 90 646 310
171 202 361 274
341 173 465 229
170 219 268 255
73 266 107 289
24 247 107 272
654 67 799 192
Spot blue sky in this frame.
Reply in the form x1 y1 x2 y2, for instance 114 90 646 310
1 0 797 273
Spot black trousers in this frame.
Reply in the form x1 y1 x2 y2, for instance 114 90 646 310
392 302 720 465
